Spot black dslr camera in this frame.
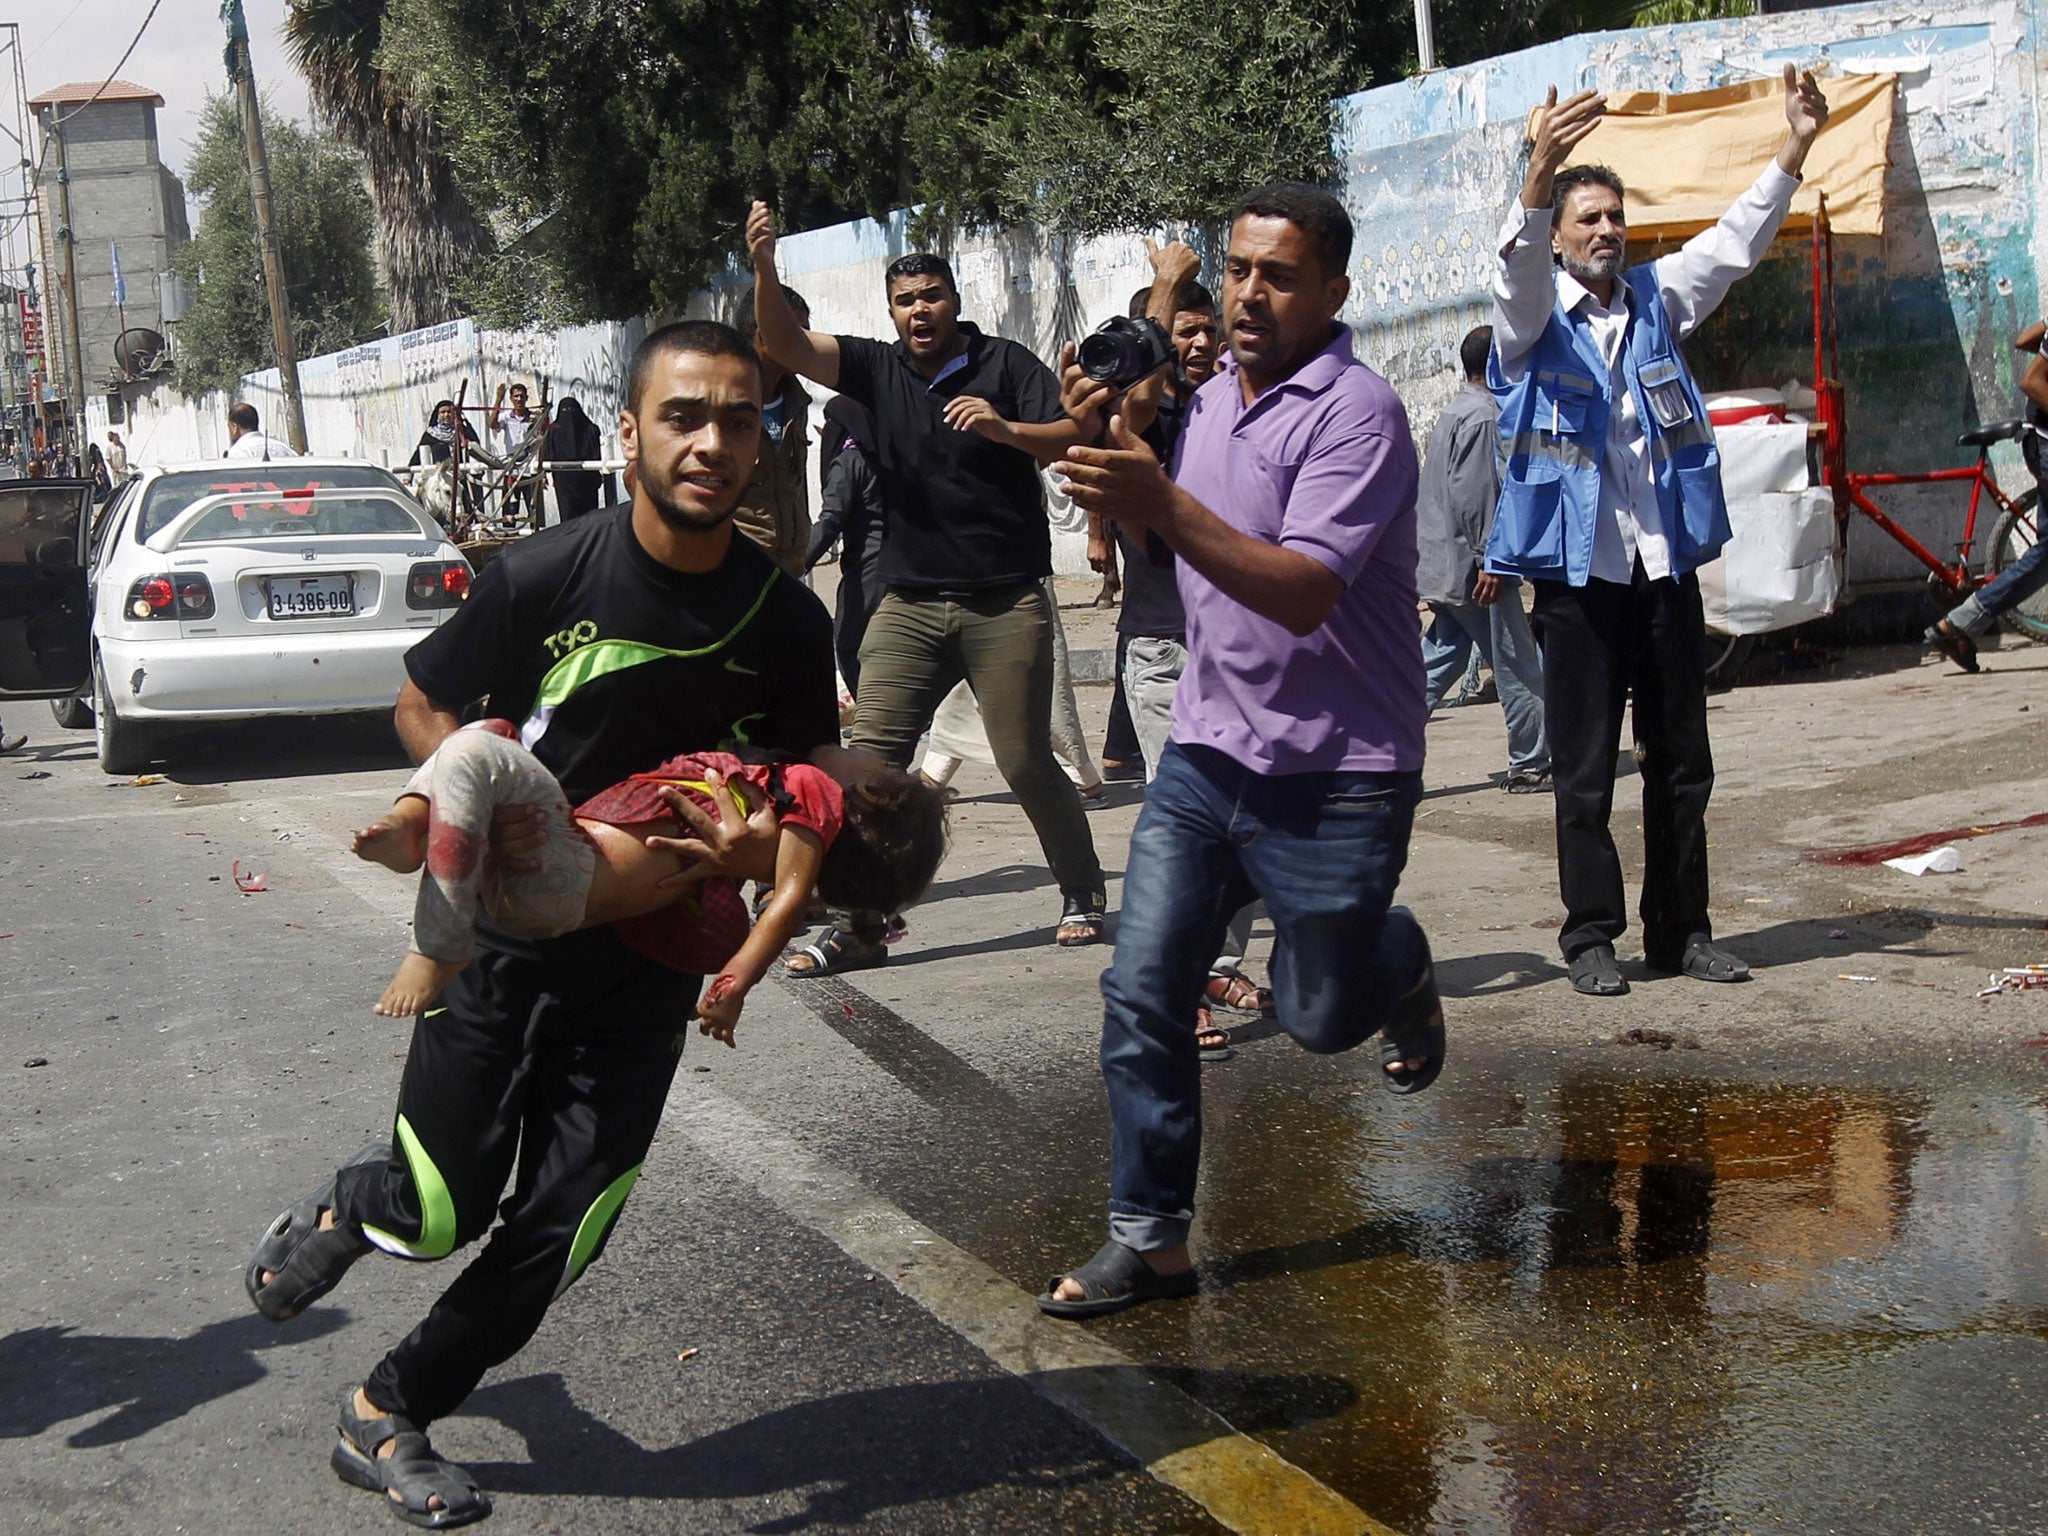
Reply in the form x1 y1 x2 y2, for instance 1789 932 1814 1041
1076 315 1175 391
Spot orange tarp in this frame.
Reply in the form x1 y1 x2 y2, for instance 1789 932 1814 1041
1560 72 1897 240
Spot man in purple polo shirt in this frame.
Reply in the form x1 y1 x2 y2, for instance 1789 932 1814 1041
1040 182 1445 1318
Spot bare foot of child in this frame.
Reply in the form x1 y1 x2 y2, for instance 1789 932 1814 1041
352 798 428 874
374 952 464 1017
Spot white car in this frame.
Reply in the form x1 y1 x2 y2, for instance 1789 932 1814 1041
1 458 470 773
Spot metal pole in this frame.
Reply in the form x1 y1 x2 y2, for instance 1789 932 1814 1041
50 114 84 461
1415 0 1437 72
223 0 307 452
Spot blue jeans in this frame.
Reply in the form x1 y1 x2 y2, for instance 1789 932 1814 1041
1421 585 1549 775
1101 742 1429 1252
1948 532 2048 635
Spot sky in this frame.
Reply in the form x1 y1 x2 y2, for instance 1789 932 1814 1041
19 0 308 182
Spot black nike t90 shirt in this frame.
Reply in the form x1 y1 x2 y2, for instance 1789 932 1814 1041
405 506 837 806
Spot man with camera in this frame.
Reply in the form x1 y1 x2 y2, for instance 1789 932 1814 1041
747 200 1106 968
1491 67 1827 997
1042 182 1444 1317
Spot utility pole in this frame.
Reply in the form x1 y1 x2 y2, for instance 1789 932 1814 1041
49 114 84 457
221 0 306 452
1414 0 1437 72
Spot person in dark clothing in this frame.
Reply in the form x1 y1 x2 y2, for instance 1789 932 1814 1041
749 198 1105 969
542 396 614 520
242 320 836 1528
805 395 887 694
412 399 478 466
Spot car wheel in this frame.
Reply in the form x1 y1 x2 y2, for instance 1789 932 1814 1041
95 655 155 775
50 692 93 729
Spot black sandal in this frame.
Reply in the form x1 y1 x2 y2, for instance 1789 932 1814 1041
244 1142 387 1321
1037 1239 1198 1319
1926 620 1980 674
1055 887 1107 947
1380 943 1445 1095
332 1393 492 1529
784 924 889 977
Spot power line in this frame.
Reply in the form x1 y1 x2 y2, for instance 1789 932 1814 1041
55 0 167 125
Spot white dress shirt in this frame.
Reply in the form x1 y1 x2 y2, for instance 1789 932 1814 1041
495 410 536 457
1492 161 1801 583
225 431 300 460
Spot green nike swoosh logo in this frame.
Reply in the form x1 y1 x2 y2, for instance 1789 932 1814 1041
723 658 759 675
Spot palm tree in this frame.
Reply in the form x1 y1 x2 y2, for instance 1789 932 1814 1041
284 0 491 332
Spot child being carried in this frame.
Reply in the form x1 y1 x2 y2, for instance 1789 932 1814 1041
352 719 946 1041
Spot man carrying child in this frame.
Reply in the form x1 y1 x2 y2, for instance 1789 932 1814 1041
243 320 838 1527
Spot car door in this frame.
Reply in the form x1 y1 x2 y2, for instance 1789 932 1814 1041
0 478 96 699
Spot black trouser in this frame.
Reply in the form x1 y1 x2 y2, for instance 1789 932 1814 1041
1530 564 1714 964
334 939 692 1426
1103 634 1141 767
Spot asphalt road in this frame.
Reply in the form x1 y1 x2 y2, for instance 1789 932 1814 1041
7 609 2048 1535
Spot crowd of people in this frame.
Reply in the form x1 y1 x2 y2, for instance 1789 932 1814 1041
208 62 2041 1528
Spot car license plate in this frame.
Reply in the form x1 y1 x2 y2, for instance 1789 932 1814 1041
267 573 355 619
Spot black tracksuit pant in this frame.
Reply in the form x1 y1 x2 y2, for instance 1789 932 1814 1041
333 936 693 1426
1530 563 1715 965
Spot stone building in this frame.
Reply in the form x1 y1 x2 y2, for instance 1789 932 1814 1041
28 79 189 403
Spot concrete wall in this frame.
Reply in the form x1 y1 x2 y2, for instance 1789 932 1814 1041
1334 0 2042 585
93 314 652 475
101 0 2044 590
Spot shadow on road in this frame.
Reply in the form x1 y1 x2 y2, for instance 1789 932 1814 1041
464 1365 1354 1529
0 1310 349 1447
164 715 411 785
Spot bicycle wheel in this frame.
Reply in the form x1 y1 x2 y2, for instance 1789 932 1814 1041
1986 487 2048 641
1703 629 1756 687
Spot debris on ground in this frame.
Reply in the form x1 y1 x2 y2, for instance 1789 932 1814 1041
23 1057 48 1068
1977 965 2048 1000
130 774 166 787
1839 973 1880 983
1614 1027 1700 1050
1884 846 1961 876
232 861 269 893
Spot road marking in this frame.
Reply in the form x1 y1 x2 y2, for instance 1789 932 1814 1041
669 1087 1400 1536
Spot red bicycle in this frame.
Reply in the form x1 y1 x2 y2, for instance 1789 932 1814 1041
1811 201 2047 639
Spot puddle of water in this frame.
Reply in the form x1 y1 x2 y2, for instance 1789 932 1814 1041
1106 1068 2048 1536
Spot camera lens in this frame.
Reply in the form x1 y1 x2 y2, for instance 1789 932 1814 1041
1076 332 1129 383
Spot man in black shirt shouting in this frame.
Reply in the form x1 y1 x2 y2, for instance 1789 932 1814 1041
747 199 1106 970
244 320 836 1527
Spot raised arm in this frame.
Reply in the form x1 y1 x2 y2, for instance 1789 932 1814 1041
1493 87 1606 370
1657 67 1829 339
748 201 841 390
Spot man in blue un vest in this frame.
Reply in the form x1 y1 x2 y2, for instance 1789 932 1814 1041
1487 67 1829 997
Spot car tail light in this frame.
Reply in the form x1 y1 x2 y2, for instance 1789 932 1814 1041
127 572 215 621
407 560 472 609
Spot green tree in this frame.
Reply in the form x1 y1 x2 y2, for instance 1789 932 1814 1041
173 93 385 396
376 0 926 324
284 0 493 332
979 0 1370 238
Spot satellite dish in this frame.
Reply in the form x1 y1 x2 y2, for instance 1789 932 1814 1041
115 328 167 378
